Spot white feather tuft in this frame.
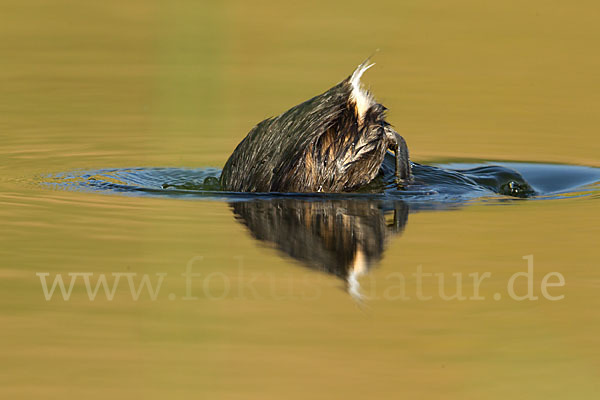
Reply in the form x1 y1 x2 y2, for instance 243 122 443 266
349 61 376 125
347 247 368 302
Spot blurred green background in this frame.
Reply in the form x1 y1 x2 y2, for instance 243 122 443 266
1 1 599 399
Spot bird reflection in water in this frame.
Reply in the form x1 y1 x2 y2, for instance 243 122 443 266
230 199 409 301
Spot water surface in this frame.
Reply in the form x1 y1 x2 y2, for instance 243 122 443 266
41 160 600 303
2 1 600 399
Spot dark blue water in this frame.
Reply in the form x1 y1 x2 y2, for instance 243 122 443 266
43 159 600 206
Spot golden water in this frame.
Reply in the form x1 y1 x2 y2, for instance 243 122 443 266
1 1 599 398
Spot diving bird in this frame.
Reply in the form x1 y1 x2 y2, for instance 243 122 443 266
220 61 411 192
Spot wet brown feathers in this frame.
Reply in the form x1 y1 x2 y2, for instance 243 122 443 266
220 62 411 192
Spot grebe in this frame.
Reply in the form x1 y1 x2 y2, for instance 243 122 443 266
220 61 411 192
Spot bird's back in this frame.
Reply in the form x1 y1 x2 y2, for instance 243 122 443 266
220 64 410 192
